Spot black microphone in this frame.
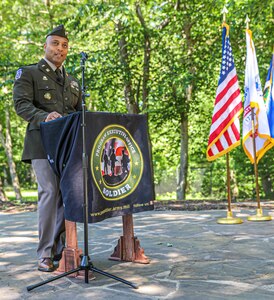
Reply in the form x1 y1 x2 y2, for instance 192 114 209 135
80 52 88 60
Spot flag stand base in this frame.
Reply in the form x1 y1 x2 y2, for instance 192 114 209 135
247 208 272 221
217 211 243 225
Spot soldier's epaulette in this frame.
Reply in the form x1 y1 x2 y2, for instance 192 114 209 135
18 63 37 71
16 64 33 70
26 63 37 67
22 63 37 68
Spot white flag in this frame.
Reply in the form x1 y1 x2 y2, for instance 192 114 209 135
242 29 271 163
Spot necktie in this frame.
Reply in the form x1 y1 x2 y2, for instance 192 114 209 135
55 68 63 84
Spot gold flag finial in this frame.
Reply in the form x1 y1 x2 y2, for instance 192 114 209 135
221 5 228 22
245 15 250 29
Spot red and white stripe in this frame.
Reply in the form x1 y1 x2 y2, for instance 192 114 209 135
207 68 242 161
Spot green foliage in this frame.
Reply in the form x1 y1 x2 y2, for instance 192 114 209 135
1 0 274 200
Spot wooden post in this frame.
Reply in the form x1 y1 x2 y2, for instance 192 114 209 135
57 215 149 273
109 214 149 264
55 220 85 277
57 214 149 277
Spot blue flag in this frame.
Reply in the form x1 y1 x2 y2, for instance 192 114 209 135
264 54 274 145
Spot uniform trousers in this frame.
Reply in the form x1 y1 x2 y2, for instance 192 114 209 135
32 159 65 259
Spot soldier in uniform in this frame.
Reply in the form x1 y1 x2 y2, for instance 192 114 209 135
13 25 82 272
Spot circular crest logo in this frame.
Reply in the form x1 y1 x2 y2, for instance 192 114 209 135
91 124 143 201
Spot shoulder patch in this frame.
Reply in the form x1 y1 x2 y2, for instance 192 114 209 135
15 69 23 80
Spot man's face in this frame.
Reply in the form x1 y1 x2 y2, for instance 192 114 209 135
44 35 68 67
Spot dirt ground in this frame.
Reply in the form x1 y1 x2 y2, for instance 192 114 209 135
2 198 274 214
0 200 37 213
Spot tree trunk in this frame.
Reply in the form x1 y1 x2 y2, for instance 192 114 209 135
230 169 239 202
176 82 192 200
136 3 151 111
0 109 22 202
175 3 194 200
0 176 8 202
115 20 138 114
177 110 189 200
261 174 274 200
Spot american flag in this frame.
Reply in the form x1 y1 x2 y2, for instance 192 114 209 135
206 23 243 161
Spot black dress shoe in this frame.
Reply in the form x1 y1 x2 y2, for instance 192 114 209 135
52 260 60 268
53 253 63 262
38 258 54 272
52 251 64 268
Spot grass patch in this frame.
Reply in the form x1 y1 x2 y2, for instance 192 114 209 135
155 191 227 201
156 192 177 201
5 189 37 203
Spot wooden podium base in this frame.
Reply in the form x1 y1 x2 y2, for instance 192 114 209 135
54 220 94 279
109 214 149 264
109 236 149 264
55 247 82 277
58 214 149 277
54 248 95 279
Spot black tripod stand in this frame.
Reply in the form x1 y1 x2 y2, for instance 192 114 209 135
27 52 137 291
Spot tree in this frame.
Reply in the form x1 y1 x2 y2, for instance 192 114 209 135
0 107 22 201
1 0 274 202
0 176 8 202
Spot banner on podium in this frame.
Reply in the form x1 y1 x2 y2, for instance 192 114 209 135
40 111 154 223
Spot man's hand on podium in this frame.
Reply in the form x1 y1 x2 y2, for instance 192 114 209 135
45 111 62 122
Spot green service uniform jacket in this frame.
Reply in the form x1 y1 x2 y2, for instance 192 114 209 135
13 59 82 163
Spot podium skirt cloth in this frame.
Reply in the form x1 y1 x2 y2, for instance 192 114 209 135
40 111 154 223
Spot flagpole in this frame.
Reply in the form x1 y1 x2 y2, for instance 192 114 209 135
251 107 260 209
217 153 243 224
226 153 232 213
245 16 271 221
247 109 272 221
217 6 243 225
220 8 232 219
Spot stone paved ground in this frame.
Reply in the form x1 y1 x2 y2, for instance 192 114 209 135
1 207 274 299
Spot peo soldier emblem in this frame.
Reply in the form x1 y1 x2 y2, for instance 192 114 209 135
91 125 143 201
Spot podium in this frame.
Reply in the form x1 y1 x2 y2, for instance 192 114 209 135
40 111 154 272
